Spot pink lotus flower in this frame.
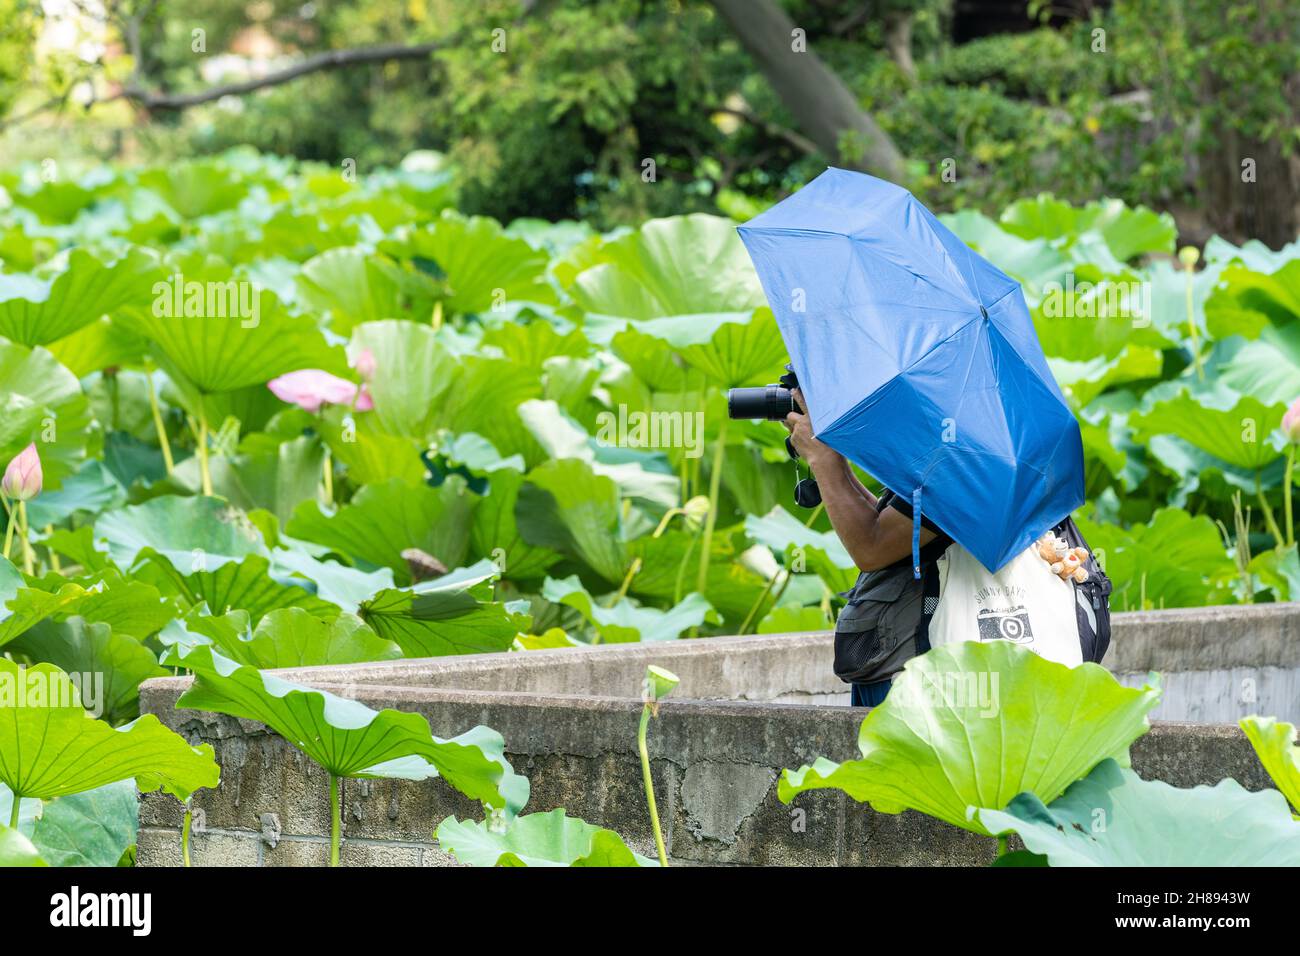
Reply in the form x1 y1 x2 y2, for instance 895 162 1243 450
352 348 376 381
355 387 374 411
2 443 42 501
268 370 363 413
1284 398 1300 443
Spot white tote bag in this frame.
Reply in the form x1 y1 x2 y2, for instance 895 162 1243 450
929 541 1083 667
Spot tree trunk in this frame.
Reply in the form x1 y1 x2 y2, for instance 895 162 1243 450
707 0 906 183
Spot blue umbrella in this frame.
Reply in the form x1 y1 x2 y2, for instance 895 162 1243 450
737 168 1083 574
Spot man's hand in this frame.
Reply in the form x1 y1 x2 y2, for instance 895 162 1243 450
783 387 841 471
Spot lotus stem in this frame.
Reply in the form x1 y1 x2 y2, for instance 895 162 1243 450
1 496 13 561
145 367 175 476
181 805 193 867
997 834 1009 857
1286 445 1295 548
738 567 785 635
638 705 668 867
610 557 642 608
9 794 20 830
431 300 444 330
322 445 334 504
329 774 341 867
16 501 33 575
44 525 60 573
1184 258 1204 381
1255 473 1283 549
695 416 729 599
195 407 214 497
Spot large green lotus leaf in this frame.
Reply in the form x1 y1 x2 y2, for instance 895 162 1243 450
626 529 772 625
1240 715 1300 816
779 641 1162 835
0 562 90 650
143 552 339 623
94 494 269 573
1033 281 1172 363
437 808 655 867
1215 323 1300 406
570 213 764 321
171 643 525 810
516 459 628 584
542 575 718 643
359 560 525 657
977 758 1300 866
9 178 99 224
0 780 138 867
25 460 125 528
1131 385 1285 472
382 211 556 315
1074 508 1236 610
296 247 411 334
47 319 148 379
0 825 46 866
270 549 396 615
119 284 339 394
940 209 1071 300
317 404 427 486
610 326 710 393
166 606 398 669
5 618 165 725
135 160 251 218
347 320 458 441
167 434 325 526
1206 260 1300 336
674 306 788 389
481 318 591 369
1047 345 1162 407
469 469 561 582
758 604 831 634
437 356 545 467
0 339 93 490
0 659 219 803
56 570 175 640
744 506 858 592
286 477 474 586
999 196 1176 261
517 399 679 516
0 248 161 346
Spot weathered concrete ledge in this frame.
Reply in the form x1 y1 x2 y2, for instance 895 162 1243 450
136 603 1300 866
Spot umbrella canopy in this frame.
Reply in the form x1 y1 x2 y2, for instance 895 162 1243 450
737 168 1083 573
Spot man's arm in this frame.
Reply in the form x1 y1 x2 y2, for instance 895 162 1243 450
784 389 934 572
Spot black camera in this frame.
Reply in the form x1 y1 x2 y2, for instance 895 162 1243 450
726 365 821 508
726 366 801 421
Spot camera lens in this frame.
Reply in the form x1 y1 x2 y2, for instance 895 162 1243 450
727 385 795 421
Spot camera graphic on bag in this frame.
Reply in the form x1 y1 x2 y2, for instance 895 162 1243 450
976 606 1034 644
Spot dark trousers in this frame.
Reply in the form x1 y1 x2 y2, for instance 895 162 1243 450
850 679 891 707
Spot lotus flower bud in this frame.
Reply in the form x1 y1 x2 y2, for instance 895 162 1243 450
1283 398 1300 443
682 495 711 530
1178 246 1199 269
352 348 376 381
2 443 42 501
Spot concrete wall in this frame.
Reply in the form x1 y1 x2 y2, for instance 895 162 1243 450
136 603 1300 866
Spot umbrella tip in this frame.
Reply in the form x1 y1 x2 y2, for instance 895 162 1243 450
980 305 988 320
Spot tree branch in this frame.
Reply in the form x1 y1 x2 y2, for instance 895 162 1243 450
118 40 453 111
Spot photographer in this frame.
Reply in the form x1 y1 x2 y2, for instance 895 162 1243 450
783 388 952 707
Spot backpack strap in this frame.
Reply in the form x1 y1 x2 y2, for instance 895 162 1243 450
914 559 942 654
